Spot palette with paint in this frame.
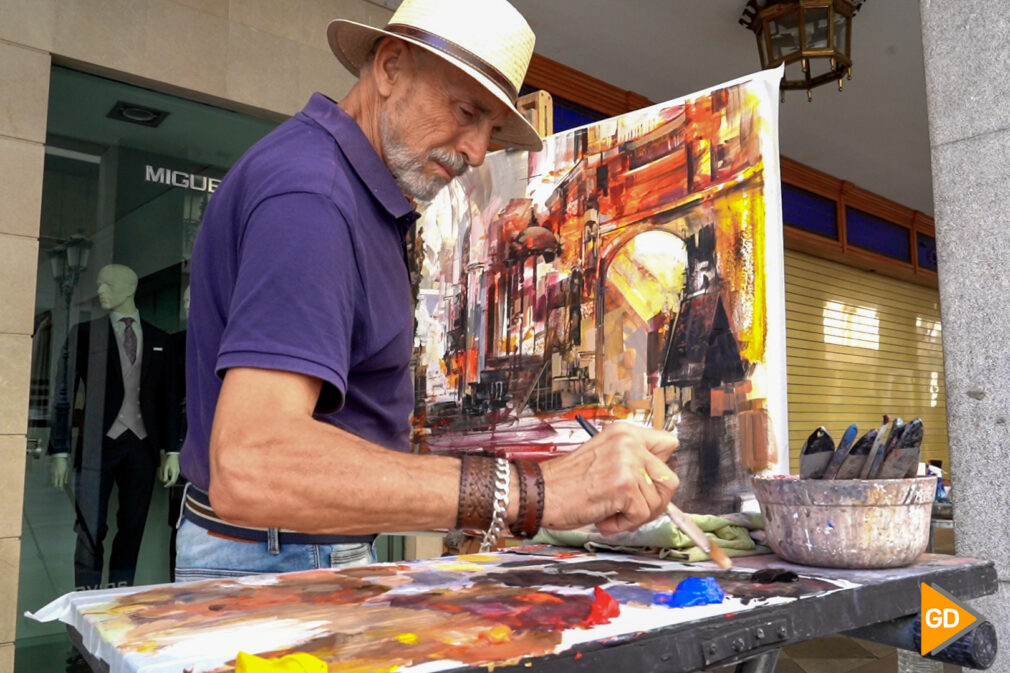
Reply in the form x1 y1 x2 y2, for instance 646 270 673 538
30 550 849 673
30 549 999 673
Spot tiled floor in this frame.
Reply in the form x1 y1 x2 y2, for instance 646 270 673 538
774 526 957 673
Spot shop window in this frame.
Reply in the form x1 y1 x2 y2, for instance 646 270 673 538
917 232 938 272
18 66 278 669
782 184 838 240
846 206 912 263
520 85 607 133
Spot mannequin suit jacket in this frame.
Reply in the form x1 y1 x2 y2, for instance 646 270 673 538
49 317 179 468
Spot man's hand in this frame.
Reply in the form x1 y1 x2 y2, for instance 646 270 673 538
50 455 69 490
159 454 180 487
540 422 679 536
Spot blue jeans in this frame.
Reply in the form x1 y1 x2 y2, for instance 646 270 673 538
174 518 375 582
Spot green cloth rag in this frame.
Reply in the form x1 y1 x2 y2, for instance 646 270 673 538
532 512 769 562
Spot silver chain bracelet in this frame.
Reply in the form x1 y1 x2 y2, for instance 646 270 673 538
479 458 510 552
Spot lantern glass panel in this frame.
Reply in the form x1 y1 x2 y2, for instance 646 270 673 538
78 244 90 272
48 251 65 281
834 10 849 53
804 6 831 50
768 11 801 62
65 245 81 270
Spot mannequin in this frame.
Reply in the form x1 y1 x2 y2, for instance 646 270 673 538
48 264 178 589
166 284 190 578
159 285 189 488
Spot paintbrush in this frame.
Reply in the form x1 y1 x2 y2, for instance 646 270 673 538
860 417 894 479
876 418 923 479
865 417 904 479
834 427 877 479
799 426 834 479
575 414 732 570
820 423 858 480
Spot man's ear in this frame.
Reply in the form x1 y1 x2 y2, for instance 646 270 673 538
372 37 412 98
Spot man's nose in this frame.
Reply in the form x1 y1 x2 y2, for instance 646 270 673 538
458 124 494 168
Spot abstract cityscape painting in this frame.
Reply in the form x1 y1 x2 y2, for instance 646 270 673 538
411 68 787 512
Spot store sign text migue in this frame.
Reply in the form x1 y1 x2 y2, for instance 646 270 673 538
145 165 220 193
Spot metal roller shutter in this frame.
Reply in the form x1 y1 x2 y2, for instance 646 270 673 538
783 249 949 476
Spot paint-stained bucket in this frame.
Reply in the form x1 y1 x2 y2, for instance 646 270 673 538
752 476 937 569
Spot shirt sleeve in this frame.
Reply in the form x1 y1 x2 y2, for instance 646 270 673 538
216 192 360 413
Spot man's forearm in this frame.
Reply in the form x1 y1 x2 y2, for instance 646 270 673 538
209 416 519 535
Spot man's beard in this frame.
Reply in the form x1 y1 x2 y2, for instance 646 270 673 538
379 108 468 202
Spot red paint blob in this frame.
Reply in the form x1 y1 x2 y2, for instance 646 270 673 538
583 586 620 626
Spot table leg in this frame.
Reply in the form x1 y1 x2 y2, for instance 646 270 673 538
734 649 781 673
67 625 108 673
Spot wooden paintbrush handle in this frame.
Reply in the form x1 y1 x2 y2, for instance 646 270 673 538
665 503 711 553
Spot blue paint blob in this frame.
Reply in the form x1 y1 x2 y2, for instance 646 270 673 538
659 577 725 608
652 591 678 606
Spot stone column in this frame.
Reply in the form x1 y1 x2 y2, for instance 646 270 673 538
920 4 1010 672
0 39 50 670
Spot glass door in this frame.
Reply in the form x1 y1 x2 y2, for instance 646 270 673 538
16 66 277 672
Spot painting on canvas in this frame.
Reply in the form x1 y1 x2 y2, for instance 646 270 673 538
411 68 787 512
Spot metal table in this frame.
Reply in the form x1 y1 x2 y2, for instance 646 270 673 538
477 554 997 673
32 551 997 673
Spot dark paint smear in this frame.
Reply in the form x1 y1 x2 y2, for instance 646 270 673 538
406 571 470 586
727 577 840 600
477 569 603 589
497 559 566 569
606 584 658 606
389 585 596 630
750 568 798 584
557 560 665 573
480 559 666 590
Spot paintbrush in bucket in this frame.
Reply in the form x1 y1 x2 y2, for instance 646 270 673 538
798 426 835 479
575 414 732 570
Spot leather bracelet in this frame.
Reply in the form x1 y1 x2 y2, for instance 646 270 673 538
510 459 542 538
511 461 527 538
457 455 495 530
531 459 545 534
455 456 467 528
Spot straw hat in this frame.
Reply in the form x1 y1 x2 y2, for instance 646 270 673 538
327 0 542 151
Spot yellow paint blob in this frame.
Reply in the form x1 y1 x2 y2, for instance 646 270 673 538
457 554 499 562
434 562 485 572
479 624 514 644
395 633 419 644
235 651 327 673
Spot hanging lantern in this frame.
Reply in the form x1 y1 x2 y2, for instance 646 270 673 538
740 0 866 101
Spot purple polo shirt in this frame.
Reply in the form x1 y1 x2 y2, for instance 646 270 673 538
180 93 419 492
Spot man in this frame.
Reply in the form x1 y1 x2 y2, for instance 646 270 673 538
177 0 679 580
